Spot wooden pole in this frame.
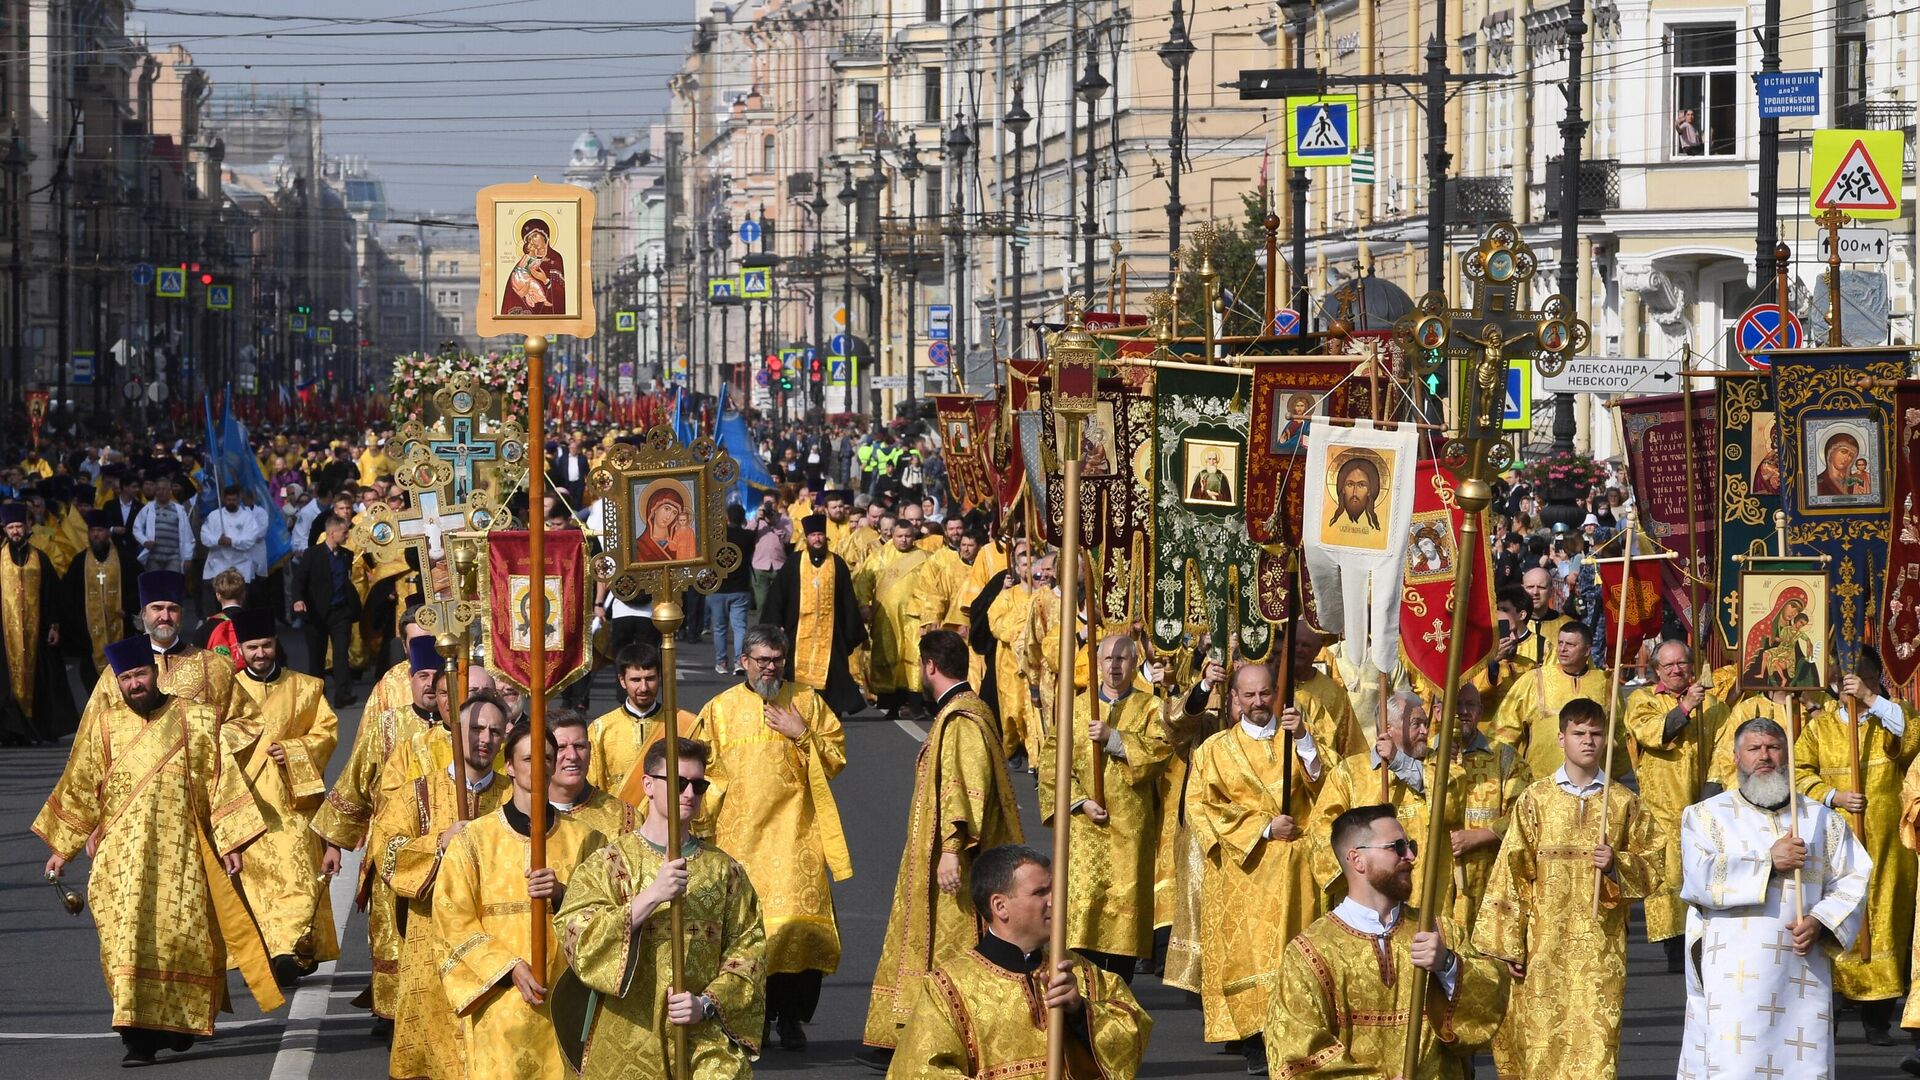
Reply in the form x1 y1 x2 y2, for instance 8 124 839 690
1400 471 1486 1080
1679 344 1704 651
1274 554 1299 812
524 333 553 986
1046 415 1087 1080
1844 685 1869 961
1085 552 1105 808
653 598 690 1079
440 632 468 820
1593 514 1638 914
1785 694 1806 922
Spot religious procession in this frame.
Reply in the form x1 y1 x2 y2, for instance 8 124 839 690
8 4 1920 1080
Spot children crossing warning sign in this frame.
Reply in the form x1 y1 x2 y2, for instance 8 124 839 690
1812 129 1905 220
1285 95 1356 167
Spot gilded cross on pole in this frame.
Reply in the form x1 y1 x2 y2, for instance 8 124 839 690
395 370 530 519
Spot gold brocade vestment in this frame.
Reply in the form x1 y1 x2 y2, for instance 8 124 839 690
434 808 604 1080
309 662 425 1017
1452 736 1531 930
1264 908 1506 1079
557 785 641 837
864 688 1023 1047
585 702 694 797
790 551 837 691
32 695 271 1035
1186 676 1365 1043
1491 663 1628 781
1038 689 1174 958
85 642 257 729
856 544 931 695
692 682 851 975
78 544 127 673
1795 700 1919 1001
984 581 1037 760
891 948 1153 1079
910 546 966 631
552 835 767 1079
370 729 508 1080
1159 691 1228 993
1472 778 1664 1080
0 541 48 717
1623 685 1728 940
231 667 341 960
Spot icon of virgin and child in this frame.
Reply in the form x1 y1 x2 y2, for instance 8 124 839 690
501 214 567 316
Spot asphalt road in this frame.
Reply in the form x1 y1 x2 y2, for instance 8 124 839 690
1 633 1912 1077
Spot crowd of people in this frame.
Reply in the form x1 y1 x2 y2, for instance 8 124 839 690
5 413 1912 1079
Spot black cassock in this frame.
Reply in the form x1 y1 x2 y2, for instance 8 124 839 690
764 549 869 717
0 542 80 744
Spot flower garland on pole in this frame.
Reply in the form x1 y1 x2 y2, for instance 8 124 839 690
388 348 531 424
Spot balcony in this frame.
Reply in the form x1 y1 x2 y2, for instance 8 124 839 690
1835 99 1917 173
875 220 943 265
1447 176 1511 226
1542 158 1620 220
832 32 883 66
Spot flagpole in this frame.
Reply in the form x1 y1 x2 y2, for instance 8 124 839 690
525 332 551 978
1594 509 1637 914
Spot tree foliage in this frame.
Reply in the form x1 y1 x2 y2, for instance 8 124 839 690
1174 189 1272 339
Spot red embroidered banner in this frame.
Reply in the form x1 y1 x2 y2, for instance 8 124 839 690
1880 382 1920 687
1616 389 1719 632
1398 459 1497 689
1595 555 1670 674
483 530 590 693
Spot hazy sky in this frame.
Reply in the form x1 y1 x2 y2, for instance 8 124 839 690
133 1 687 215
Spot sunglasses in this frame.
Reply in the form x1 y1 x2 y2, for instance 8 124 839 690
1353 838 1418 859
646 774 712 796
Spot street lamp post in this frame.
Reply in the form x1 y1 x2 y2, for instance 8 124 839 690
901 133 922 409
1551 0 1590 454
1158 0 1195 278
810 181 829 411
3 136 29 401
1075 57 1109 301
1287 0 1311 325
838 165 857 420
946 115 973 392
868 149 885 426
1004 83 1031 363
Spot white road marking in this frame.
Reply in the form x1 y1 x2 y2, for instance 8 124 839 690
893 715 928 743
266 846 362 1080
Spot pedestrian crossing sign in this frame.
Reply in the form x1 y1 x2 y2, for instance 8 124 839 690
828 357 850 386
709 275 740 299
742 268 772 299
207 284 232 310
1503 359 1531 431
616 310 637 331
1812 129 1904 220
155 266 186 298
1286 94 1356 167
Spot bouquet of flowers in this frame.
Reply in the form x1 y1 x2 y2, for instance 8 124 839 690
1513 451 1611 494
388 349 530 423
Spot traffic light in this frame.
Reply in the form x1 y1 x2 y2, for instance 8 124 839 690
809 356 823 383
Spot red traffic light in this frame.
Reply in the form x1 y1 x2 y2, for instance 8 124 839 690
767 354 782 375
200 274 214 285
188 262 201 273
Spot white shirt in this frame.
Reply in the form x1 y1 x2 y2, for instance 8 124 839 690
1552 764 1608 798
446 765 497 794
199 506 262 580
132 500 196 564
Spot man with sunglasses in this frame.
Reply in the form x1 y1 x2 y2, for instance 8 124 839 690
689 624 849 1053
1265 804 1506 1077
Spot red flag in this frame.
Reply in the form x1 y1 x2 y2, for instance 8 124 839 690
1398 458 1497 690
484 530 590 693
1596 555 1667 672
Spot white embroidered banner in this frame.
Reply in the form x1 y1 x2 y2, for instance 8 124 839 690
1301 420 1419 671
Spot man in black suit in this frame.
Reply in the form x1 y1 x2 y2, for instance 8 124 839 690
554 434 592 510
293 513 361 706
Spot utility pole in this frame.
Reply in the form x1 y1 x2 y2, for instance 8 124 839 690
1077 52 1109 301
1551 0 1589 454
1424 0 1450 297
1288 2 1311 323
1754 0 1784 293
1005 81 1031 363
811 177 828 412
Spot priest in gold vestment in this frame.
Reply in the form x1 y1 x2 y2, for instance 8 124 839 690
228 609 341 985
1265 805 1506 1078
1793 659 1918 1043
764 513 868 717
1308 691 1464 915
864 629 1023 1058
549 709 640 837
1448 685 1530 930
911 517 972 634
1187 647 1365 1072
692 624 851 1051
34 635 278 1066
1473 698 1664 1080
435 719 605 1080
585 642 694 796
1038 632 1173 975
83 571 256 732
312 615 436 1028
64 508 137 679
1624 639 1728 968
371 677 511 1079
1 501 74 743
984 546 1038 762
892 845 1152 1079
1491 619 1629 781
1160 655 1231 995
552 736 768 1080
856 520 933 714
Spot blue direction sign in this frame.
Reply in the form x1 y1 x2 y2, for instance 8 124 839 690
155 266 186 299
1756 72 1822 118
1736 303 1804 370
130 262 155 287
739 219 762 245
928 340 951 367
830 333 851 355
928 304 952 341
1271 308 1302 335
